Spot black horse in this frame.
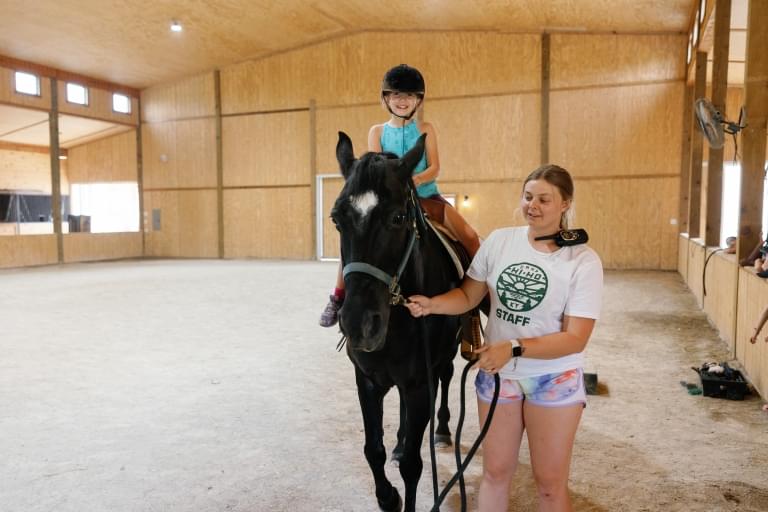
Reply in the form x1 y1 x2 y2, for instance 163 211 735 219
332 132 462 512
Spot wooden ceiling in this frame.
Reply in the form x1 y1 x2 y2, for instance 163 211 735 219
0 0 693 90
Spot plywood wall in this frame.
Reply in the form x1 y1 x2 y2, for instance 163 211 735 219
0 234 57 268
736 267 768 399
220 32 540 113
140 72 220 258
223 111 310 187
63 232 142 263
0 147 68 192
687 238 706 307
67 130 137 183
702 250 739 348
139 31 687 267
678 234 689 284
143 190 219 258
549 34 686 269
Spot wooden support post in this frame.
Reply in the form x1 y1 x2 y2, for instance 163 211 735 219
540 32 550 165
136 100 145 256
737 0 768 260
309 99 317 260
705 0 732 246
688 51 708 239
214 70 224 259
679 84 693 234
48 78 63 263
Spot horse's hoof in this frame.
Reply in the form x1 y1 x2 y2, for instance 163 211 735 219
434 433 453 447
378 487 402 512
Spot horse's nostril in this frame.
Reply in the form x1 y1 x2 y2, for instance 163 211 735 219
362 312 382 340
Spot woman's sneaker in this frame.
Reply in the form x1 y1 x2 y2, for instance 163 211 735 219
319 295 343 327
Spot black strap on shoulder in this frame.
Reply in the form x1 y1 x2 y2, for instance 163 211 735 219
534 228 589 247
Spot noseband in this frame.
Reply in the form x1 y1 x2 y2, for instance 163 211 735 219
342 185 423 306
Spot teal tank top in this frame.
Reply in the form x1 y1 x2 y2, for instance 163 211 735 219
380 122 439 198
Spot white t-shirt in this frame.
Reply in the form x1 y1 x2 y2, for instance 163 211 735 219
467 226 603 378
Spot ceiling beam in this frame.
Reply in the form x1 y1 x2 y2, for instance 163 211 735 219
0 54 140 98
0 140 69 155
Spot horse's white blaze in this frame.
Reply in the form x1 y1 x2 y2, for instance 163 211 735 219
350 191 379 218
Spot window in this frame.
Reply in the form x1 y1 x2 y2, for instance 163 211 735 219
70 182 139 233
700 0 707 24
722 163 768 247
66 83 89 105
112 93 131 114
693 15 699 46
14 71 40 96
720 163 741 247
687 35 693 65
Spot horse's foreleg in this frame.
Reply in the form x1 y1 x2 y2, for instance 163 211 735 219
435 361 454 447
391 390 406 465
398 384 433 512
355 368 402 512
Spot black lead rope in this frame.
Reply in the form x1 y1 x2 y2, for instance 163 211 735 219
430 362 500 512
421 317 440 503
421 319 501 512
702 247 724 296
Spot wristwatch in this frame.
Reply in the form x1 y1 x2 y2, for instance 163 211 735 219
509 339 524 358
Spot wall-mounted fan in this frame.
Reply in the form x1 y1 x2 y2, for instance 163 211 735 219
694 98 746 149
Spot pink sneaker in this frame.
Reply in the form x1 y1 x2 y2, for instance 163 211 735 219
319 295 343 327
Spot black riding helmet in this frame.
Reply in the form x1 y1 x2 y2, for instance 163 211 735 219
381 64 425 120
381 64 425 97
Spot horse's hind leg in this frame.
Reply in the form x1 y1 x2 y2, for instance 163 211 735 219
355 369 402 512
435 361 454 447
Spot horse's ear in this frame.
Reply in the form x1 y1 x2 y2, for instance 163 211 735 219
336 131 355 180
396 133 427 182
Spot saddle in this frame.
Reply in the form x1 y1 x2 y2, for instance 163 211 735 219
426 219 486 362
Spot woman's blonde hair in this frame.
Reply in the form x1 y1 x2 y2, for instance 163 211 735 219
523 164 574 229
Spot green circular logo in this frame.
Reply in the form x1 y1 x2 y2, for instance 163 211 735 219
496 263 548 312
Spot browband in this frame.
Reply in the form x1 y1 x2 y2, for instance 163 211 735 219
534 228 589 247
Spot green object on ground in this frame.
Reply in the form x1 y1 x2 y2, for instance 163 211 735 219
679 380 703 395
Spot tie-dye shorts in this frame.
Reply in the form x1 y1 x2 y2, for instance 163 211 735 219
475 368 586 408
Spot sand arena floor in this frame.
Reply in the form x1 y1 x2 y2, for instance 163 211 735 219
1 260 766 511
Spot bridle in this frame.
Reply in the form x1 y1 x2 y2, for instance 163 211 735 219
341 184 423 306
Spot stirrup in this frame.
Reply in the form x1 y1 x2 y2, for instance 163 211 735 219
460 310 482 362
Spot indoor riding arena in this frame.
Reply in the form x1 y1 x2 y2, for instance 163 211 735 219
1 1 767 511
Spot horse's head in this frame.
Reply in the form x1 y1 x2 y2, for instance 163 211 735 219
332 131 426 352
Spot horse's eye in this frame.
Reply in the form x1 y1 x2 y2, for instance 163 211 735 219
391 213 406 227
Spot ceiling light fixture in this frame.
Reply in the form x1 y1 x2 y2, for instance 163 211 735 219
170 20 183 33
